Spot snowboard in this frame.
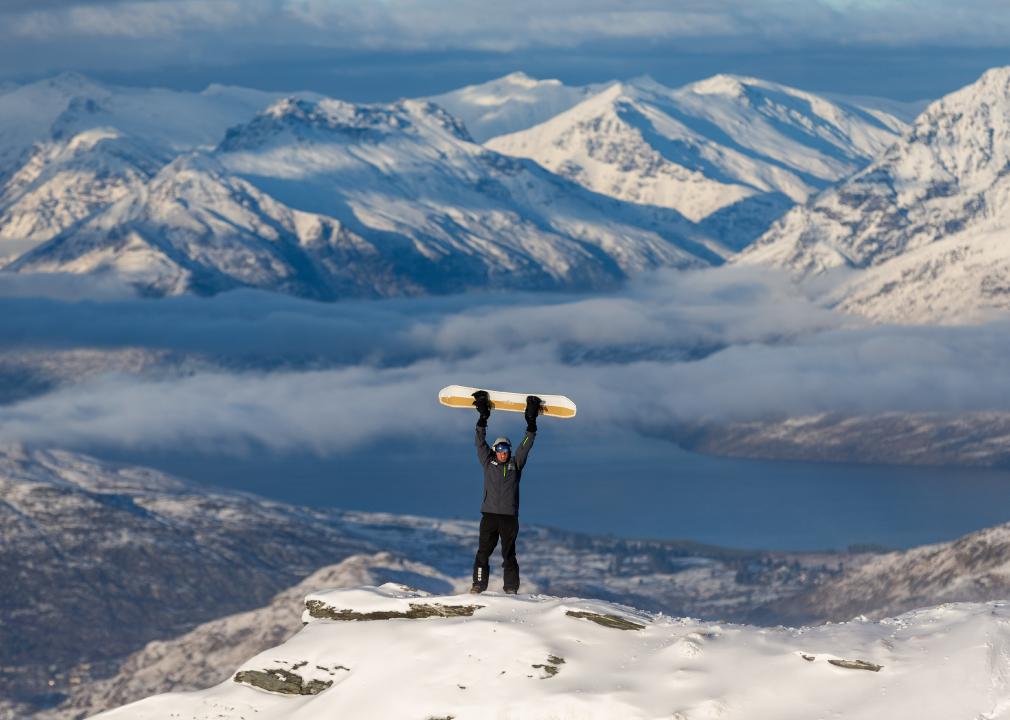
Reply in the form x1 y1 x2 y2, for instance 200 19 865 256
438 385 577 419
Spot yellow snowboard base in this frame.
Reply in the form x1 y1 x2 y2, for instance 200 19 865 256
438 385 576 419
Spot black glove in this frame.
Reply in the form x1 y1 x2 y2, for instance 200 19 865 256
472 390 491 427
525 395 542 433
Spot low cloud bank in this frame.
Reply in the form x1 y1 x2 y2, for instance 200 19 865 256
2 266 1010 454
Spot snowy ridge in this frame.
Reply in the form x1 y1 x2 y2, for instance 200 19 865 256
0 74 302 260
10 95 724 298
741 66 1010 323
425 72 603 142
7 153 388 299
487 75 905 250
95 585 1010 720
769 521 1010 625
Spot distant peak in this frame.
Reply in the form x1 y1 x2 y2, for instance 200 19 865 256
219 95 472 151
262 96 336 120
626 75 667 92
979 65 1010 84
966 65 1010 98
919 64 1010 123
592 80 647 103
687 74 749 96
500 71 547 88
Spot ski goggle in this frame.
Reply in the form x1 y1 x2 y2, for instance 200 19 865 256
494 443 512 453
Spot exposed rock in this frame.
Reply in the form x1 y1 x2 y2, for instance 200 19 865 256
531 655 566 678
565 610 645 631
43 554 460 720
305 599 483 621
233 668 334 695
828 659 883 672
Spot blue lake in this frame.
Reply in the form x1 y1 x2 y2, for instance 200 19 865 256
103 425 1010 552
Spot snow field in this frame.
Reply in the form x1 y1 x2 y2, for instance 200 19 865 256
94 584 1010 720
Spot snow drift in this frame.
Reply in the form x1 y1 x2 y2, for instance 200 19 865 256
94 584 1010 720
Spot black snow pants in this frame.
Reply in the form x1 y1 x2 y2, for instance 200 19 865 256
472 512 519 592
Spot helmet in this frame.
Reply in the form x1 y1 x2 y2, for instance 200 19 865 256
492 436 512 453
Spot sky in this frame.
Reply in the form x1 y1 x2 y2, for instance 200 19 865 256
1 0 1009 101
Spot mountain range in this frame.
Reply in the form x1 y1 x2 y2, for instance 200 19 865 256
488 75 905 250
5 67 1010 324
5 91 722 298
0 74 296 260
0 70 922 302
742 66 1010 324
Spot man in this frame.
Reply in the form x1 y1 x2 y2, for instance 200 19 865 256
470 390 541 594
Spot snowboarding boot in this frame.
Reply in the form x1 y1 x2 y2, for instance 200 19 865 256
504 588 518 595
469 584 484 594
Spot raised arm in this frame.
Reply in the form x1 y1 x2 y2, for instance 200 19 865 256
473 390 493 467
475 424 494 467
515 395 541 470
514 430 535 469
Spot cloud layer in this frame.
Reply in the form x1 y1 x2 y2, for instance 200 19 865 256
1 0 1009 103
6 1 1010 50
4 266 1010 456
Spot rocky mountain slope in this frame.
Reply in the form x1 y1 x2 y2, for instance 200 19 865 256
0 128 168 259
9 96 723 298
425 71 602 142
763 521 1010 626
40 553 463 720
0 74 294 260
741 66 1010 323
0 444 845 718
0 445 372 716
487 75 905 249
94 585 1010 720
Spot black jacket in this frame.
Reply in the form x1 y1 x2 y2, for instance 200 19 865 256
475 424 535 516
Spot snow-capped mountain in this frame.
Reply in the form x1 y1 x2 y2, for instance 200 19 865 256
0 444 844 718
0 127 168 258
487 75 906 250
9 96 724 298
0 73 288 166
822 92 930 125
425 72 602 142
7 153 391 299
94 585 1010 720
741 66 1010 323
0 74 302 259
